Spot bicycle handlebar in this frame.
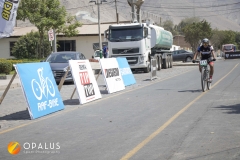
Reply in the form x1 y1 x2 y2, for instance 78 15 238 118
193 58 216 63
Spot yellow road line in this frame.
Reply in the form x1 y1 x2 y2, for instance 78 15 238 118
120 63 239 160
0 68 194 135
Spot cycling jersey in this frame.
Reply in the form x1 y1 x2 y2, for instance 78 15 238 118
197 45 214 60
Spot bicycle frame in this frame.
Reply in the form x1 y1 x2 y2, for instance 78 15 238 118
197 59 212 92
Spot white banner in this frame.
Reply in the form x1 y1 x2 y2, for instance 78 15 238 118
69 60 102 104
100 58 125 94
0 0 20 38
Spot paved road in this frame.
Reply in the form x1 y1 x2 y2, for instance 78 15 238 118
0 59 240 160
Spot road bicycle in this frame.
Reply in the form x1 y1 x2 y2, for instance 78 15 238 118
195 58 213 92
31 68 55 100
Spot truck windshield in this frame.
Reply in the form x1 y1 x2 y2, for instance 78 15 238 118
109 27 143 42
224 45 233 50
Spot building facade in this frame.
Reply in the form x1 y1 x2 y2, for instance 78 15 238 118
0 24 110 59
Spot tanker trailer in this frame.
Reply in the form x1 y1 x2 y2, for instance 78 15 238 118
149 24 173 69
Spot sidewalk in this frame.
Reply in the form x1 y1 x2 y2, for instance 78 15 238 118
0 74 21 91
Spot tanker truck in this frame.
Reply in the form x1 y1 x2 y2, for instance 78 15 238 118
104 22 173 73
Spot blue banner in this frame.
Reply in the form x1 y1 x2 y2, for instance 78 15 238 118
16 62 64 119
116 57 136 86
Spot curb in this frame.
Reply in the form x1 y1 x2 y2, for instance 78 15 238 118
173 62 198 66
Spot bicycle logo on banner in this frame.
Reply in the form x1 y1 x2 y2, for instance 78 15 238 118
31 68 55 100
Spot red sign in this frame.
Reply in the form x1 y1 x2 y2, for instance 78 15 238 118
79 72 90 85
48 29 54 41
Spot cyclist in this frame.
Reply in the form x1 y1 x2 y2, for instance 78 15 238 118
192 38 216 82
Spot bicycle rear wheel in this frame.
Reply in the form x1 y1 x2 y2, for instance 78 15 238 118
201 69 207 92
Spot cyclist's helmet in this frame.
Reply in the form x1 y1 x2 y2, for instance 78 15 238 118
202 38 209 46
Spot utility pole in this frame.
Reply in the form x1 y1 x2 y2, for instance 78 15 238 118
115 0 119 23
90 0 107 54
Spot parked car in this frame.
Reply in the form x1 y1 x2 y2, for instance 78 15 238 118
172 50 194 62
44 51 86 83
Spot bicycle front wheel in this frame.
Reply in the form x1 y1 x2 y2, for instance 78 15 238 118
201 69 207 92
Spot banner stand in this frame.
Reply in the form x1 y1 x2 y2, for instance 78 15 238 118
150 59 158 81
0 71 17 104
58 66 70 91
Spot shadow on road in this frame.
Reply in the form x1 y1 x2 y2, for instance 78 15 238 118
214 103 240 114
0 110 30 120
178 89 202 93
63 99 80 105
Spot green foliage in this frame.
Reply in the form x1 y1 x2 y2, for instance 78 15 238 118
211 29 237 50
6 59 23 71
177 17 200 35
235 32 240 50
17 0 81 56
0 59 12 74
162 20 177 35
182 20 212 53
12 31 51 59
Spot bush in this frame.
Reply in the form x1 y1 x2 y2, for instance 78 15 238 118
0 59 12 74
12 31 51 59
7 59 23 71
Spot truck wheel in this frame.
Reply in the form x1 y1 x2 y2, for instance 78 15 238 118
144 64 150 73
167 56 171 68
170 55 173 68
157 57 161 70
163 58 167 69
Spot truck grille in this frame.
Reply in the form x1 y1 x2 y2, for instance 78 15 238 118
126 57 138 65
112 48 139 54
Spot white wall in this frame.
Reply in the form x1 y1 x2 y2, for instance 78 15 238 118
58 35 105 59
0 37 18 59
0 35 105 59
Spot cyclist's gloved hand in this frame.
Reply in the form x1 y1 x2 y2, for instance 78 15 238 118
192 60 196 63
212 58 216 61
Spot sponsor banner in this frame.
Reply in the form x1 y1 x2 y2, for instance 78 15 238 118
0 0 20 38
225 51 240 59
116 57 136 86
15 62 65 119
151 59 157 80
99 58 125 93
69 60 101 104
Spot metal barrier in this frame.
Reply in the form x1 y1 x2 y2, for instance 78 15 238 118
151 59 157 80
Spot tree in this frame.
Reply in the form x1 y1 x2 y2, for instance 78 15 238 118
12 31 51 59
162 20 178 36
235 32 240 50
210 29 237 50
17 0 81 58
177 17 200 35
182 20 212 53
210 29 224 50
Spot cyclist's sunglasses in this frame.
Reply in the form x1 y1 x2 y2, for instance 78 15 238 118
203 43 208 46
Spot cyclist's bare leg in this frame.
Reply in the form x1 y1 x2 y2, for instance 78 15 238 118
198 63 202 72
209 62 214 77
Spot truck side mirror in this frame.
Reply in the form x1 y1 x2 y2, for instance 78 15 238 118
104 29 109 41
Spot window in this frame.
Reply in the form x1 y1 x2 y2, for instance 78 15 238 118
10 41 16 56
57 40 76 51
